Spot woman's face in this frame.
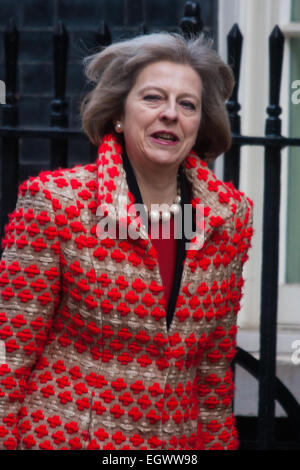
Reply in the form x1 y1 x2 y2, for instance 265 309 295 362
118 60 202 171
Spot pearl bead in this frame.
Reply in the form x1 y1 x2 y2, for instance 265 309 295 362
162 211 171 222
170 203 181 215
147 175 181 222
149 210 160 223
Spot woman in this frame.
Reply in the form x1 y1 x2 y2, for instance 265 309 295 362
0 32 254 450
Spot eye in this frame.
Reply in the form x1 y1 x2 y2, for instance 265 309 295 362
180 100 196 110
143 94 162 101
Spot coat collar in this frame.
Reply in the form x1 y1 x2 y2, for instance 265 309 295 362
96 134 239 251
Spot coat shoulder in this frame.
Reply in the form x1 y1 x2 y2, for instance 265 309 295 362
187 153 253 221
204 162 254 222
17 162 98 206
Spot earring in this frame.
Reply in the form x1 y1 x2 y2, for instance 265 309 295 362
115 121 123 133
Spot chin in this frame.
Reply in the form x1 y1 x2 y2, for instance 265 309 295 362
148 153 182 167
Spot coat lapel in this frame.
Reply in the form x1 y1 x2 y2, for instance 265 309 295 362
95 134 236 256
91 134 241 338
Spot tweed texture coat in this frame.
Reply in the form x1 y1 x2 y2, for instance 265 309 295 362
0 134 254 450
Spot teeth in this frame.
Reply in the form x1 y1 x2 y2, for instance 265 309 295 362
154 133 176 141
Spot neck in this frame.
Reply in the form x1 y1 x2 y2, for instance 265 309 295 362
131 163 179 210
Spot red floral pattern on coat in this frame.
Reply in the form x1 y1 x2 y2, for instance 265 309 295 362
0 134 254 450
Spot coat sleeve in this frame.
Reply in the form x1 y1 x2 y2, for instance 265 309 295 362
0 175 62 450
195 194 254 450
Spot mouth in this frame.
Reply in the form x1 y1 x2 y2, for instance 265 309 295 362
150 131 179 143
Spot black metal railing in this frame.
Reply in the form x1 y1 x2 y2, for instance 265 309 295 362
0 0 300 450
225 21 300 449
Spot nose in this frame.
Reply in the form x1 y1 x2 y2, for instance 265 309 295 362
160 99 178 122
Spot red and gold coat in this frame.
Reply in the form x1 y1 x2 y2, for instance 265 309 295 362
0 134 254 450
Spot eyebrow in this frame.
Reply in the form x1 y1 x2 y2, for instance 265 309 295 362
138 85 201 103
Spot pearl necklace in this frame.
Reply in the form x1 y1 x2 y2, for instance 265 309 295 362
147 175 181 223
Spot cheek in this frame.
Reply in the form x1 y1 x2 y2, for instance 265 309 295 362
185 121 200 140
123 108 145 134
191 116 201 137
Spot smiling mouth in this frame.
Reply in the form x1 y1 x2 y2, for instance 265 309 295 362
151 132 179 142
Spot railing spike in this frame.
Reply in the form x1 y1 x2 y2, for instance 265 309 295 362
96 21 111 47
226 24 243 131
7 17 17 32
266 24 284 135
52 21 68 102
270 24 284 39
4 18 19 108
268 25 284 107
54 20 67 36
180 0 203 38
138 23 148 35
227 23 243 85
228 23 243 41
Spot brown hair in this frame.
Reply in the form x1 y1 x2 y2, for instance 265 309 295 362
80 32 234 161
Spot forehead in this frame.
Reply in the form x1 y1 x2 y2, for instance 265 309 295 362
132 60 202 95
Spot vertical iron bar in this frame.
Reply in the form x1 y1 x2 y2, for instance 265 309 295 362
50 21 69 170
87 21 113 163
224 24 243 188
225 23 243 420
258 25 284 450
0 18 19 247
180 0 203 38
